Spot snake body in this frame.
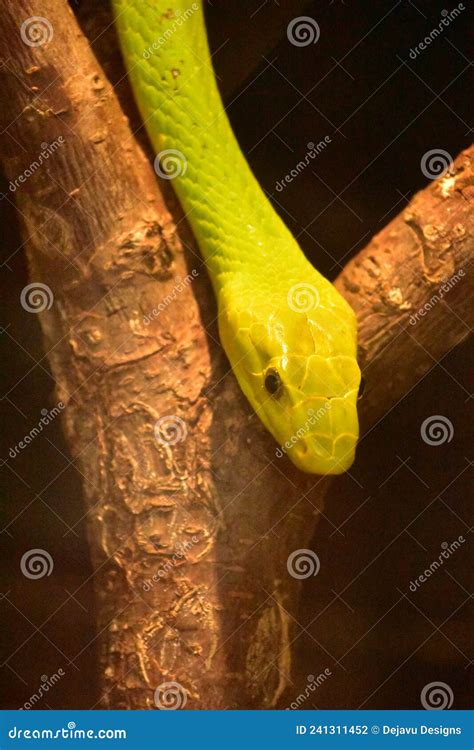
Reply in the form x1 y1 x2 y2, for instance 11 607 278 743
113 1 361 473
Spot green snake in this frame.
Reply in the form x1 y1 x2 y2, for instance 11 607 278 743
113 1 361 473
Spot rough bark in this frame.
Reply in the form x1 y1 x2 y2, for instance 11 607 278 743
0 0 472 709
335 149 473 431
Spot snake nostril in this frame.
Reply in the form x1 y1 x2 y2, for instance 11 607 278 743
296 440 308 455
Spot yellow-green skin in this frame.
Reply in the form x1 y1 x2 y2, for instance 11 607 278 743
113 0 361 473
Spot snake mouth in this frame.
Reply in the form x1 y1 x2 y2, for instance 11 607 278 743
290 433 357 474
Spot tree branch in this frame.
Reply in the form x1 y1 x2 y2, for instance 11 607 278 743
335 146 473 430
0 0 471 709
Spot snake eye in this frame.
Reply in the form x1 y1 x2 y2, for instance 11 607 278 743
358 376 366 399
264 369 282 397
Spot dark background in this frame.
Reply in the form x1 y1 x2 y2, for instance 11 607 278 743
1 0 472 709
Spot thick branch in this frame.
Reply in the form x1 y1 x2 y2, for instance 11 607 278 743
336 146 473 430
1 0 472 710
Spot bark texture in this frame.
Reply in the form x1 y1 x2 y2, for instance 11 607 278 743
0 0 472 709
335 149 473 430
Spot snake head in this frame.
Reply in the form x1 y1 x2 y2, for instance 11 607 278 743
218 278 361 474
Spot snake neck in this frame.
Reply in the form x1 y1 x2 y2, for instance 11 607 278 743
113 0 305 300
